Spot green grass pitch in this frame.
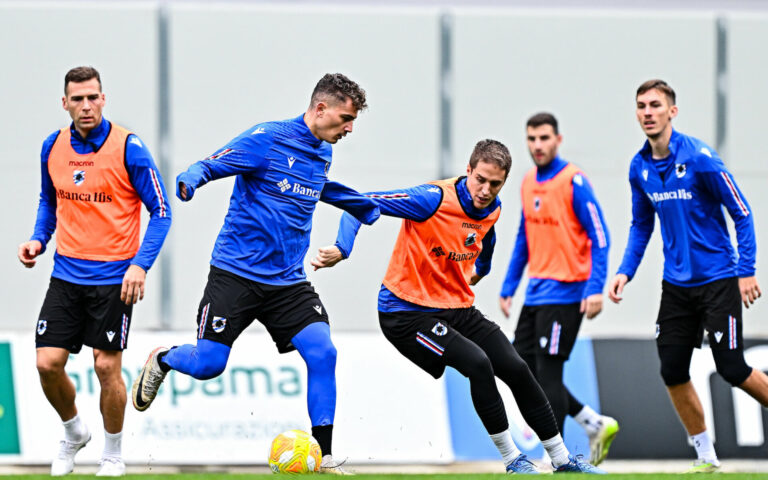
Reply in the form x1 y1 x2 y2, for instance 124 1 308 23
3 475 768 479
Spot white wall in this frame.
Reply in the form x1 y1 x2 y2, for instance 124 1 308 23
2 2 767 338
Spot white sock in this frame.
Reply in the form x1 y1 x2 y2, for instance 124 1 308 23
103 431 122 459
62 415 88 443
691 431 719 464
574 405 603 435
541 434 570 467
490 430 522 466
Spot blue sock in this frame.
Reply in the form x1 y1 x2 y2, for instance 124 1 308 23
162 338 231 380
291 322 337 427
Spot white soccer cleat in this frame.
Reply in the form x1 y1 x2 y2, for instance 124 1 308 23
132 347 169 411
319 455 353 475
50 433 91 476
96 457 126 477
588 415 619 466
686 458 721 473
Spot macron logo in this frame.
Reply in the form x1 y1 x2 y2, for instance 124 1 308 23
129 137 143 147
287 156 296 168
251 127 266 135
277 179 291 192
313 305 323 315
427 187 440 194
106 331 115 342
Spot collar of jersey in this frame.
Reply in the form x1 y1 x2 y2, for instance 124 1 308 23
535 155 568 182
69 117 110 153
290 113 324 147
640 128 681 159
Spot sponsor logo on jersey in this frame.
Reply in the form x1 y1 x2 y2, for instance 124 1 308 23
430 246 446 257
432 322 447 336
212 316 227 333
461 222 483 230
646 189 693 203
106 331 115 342
287 156 296 168
73 170 85 186
68 160 94 167
55 189 113 203
277 179 291 192
291 182 320 198
36 320 47 335
447 251 478 262
464 232 477 247
675 163 687 178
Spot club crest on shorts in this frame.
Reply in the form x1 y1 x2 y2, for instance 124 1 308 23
73 170 85 186
37 319 47 335
539 336 547 348
212 316 227 333
432 322 447 336
655 323 660 338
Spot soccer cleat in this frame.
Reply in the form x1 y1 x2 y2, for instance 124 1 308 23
50 433 91 476
506 453 539 474
319 455 353 475
554 454 606 474
589 415 619 465
686 458 721 473
96 457 126 477
131 347 169 411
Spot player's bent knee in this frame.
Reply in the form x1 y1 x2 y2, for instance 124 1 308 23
659 364 690 386
461 352 494 380
713 349 752 386
190 357 228 380
303 344 337 370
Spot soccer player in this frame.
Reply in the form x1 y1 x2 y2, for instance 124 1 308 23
18 66 172 476
131 73 379 474
499 113 618 465
608 79 768 473
313 140 604 474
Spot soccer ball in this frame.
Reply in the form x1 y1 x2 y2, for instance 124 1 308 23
268 429 322 474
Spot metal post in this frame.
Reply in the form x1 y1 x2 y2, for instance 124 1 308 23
157 1 172 329
439 12 453 179
715 16 728 160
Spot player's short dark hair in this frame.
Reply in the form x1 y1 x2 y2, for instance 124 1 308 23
469 139 512 178
310 73 367 112
526 112 559 135
64 66 101 95
636 79 676 105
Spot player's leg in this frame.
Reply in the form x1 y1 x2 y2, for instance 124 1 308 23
132 266 252 411
512 305 538 376
702 277 768 406
657 280 719 472
258 282 345 474
35 278 91 476
459 309 603 473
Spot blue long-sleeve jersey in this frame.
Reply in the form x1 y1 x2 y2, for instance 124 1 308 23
334 176 499 312
31 118 172 285
617 130 755 286
499 157 610 305
176 113 380 285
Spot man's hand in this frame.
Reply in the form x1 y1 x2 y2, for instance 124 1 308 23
311 246 343 271
469 271 482 286
581 293 604 319
121 264 146 305
18 240 43 268
608 274 629 304
178 182 189 201
739 276 762 309
499 296 513 318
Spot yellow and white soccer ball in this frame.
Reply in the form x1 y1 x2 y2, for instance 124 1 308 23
268 429 322 474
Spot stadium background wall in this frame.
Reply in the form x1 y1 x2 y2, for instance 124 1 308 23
0 334 766 464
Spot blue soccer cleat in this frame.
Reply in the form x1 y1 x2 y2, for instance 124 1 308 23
506 454 539 474
554 454 606 474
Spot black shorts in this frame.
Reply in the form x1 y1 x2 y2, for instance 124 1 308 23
656 277 742 350
378 307 501 379
36 277 133 353
513 303 582 359
196 266 329 353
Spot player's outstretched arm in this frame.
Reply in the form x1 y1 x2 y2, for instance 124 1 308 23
311 246 344 271
739 276 762 309
17 240 43 268
607 274 628 304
